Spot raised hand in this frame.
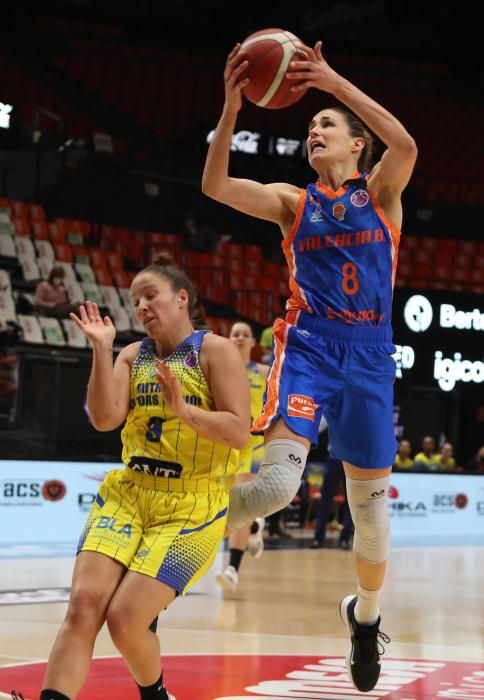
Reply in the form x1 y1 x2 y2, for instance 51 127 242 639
286 41 340 94
70 301 116 347
155 360 188 419
223 44 249 114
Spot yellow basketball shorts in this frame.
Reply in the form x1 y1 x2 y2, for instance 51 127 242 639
77 468 229 594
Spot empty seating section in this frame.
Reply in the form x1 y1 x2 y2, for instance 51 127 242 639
0 196 482 345
20 18 480 208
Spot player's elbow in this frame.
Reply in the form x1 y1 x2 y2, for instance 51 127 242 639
401 135 418 159
89 412 123 432
201 176 220 201
232 430 251 450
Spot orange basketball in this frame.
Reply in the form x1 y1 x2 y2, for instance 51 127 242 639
240 28 307 109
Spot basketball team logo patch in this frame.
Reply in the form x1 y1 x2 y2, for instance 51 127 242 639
287 394 318 420
332 201 346 221
350 188 369 207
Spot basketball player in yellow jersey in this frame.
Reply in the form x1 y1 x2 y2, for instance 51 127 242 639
216 321 268 593
38 253 250 700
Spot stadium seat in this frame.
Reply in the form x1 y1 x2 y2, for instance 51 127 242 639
110 305 131 333
81 282 103 305
100 285 122 309
18 254 40 282
0 270 11 293
10 200 29 219
0 235 16 257
35 239 55 263
15 236 36 260
62 318 88 348
38 317 66 346
0 289 16 322
13 217 31 236
17 315 44 344
31 221 49 240
54 243 74 263
37 258 53 280
75 262 97 284
65 279 84 304
28 203 46 221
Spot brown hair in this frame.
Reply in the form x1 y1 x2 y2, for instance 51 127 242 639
48 265 65 284
138 251 197 316
230 320 255 338
331 107 376 172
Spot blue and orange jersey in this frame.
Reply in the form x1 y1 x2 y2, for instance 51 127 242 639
282 175 400 326
121 331 239 480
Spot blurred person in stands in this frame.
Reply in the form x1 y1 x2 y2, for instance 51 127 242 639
203 37 416 693
34 253 249 700
181 210 230 254
393 439 414 470
414 435 440 472
33 265 76 318
216 320 268 593
466 445 484 474
311 455 354 550
437 442 456 472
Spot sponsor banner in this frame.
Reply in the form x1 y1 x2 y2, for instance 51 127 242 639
0 460 120 544
0 462 483 545
1 655 484 699
391 473 484 538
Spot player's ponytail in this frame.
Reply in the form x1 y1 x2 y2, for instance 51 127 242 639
139 251 197 316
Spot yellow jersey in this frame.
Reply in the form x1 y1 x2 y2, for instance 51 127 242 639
248 360 267 426
237 361 267 473
121 331 239 481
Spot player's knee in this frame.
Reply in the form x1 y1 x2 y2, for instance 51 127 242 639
227 440 308 530
65 587 107 633
106 605 135 650
346 474 391 564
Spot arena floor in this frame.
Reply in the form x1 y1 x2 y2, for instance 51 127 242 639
1 536 483 699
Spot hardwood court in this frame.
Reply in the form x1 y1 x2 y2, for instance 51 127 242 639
1 540 483 698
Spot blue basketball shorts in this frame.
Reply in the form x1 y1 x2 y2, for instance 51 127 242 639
252 312 397 470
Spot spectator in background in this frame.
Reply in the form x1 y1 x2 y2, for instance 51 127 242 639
466 445 484 474
181 210 229 254
310 456 354 550
34 266 76 318
437 442 456 472
259 313 282 364
393 439 414 470
414 435 440 472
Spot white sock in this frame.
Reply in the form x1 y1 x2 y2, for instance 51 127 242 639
354 584 381 625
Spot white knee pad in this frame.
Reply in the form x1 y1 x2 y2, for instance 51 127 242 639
346 474 391 564
227 439 308 530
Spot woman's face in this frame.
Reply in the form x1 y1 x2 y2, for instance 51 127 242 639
306 109 362 171
131 272 187 337
399 440 411 458
229 322 255 358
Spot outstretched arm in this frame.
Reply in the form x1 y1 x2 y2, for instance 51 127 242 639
202 44 299 229
287 41 417 202
70 301 134 430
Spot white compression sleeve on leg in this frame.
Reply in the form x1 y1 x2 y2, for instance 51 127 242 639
227 439 308 531
346 474 391 564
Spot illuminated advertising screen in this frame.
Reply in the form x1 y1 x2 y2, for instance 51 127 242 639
392 289 483 465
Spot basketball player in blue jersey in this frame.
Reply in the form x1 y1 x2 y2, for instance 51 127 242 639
202 40 417 693
36 253 250 700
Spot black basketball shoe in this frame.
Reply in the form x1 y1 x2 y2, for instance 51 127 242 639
340 595 390 692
